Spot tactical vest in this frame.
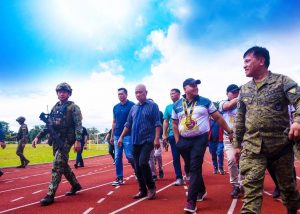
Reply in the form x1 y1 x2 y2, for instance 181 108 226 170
50 101 76 143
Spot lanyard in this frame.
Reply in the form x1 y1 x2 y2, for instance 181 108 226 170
182 99 197 122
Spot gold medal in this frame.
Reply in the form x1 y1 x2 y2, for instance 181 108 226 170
182 99 197 130
185 115 191 125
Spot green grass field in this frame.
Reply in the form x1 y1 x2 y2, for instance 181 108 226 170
0 143 108 167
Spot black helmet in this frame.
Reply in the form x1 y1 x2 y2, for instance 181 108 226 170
16 116 26 123
56 82 72 95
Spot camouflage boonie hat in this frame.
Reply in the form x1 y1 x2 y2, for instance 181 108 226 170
16 116 26 123
56 82 72 95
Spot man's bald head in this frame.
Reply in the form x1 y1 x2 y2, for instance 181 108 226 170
135 84 148 103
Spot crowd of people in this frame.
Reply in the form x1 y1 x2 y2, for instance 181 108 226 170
1 46 300 214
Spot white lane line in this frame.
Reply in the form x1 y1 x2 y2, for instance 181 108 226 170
32 190 43 194
97 198 105 204
62 181 68 184
5 181 14 184
297 176 300 180
0 182 49 194
227 199 237 214
109 182 175 214
0 181 113 214
263 190 272 196
10 197 24 202
1 172 50 182
184 186 188 190
0 168 115 194
115 186 120 189
263 190 283 203
83 207 94 214
107 191 114 195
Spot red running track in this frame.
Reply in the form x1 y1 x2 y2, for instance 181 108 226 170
0 149 299 214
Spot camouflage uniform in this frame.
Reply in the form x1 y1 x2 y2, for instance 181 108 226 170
37 100 83 196
233 71 300 213
16 122 29 166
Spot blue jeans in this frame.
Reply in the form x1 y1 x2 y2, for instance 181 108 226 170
75 140 85 166
168 136 183 179
208 141 224 169
114 135 135 178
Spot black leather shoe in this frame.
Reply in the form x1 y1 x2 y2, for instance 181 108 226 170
0 170 3 177
40 195 54 206
133 191 147 199
74 164 78 169
16 165 25 168
272 187 280 198
65 184 82 196
147 187 156 200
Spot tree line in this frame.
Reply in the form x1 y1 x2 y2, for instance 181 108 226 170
0 121 108 143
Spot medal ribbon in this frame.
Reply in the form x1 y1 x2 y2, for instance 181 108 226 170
182 99 197 122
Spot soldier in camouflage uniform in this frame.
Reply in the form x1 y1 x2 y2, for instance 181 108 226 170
32 82 83 206
15 116 30 168
234 46 300 214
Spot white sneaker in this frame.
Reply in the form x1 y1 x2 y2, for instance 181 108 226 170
174 178 184 186
185 173 190 181
112 178 123 186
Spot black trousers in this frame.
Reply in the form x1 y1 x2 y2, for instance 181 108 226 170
176 133 208 202
133 142 155 193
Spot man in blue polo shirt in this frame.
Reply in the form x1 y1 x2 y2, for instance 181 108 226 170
118 84 161 200
110 88 135 186
172 78 233 213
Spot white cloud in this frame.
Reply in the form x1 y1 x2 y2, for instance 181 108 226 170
98 60 124 74
28 0 149 51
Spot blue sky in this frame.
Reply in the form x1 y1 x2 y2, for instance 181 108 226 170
1 0 300 131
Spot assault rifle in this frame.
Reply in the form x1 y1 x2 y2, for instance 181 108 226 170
39 112 64 151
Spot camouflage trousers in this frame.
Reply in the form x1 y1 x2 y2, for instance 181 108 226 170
16 143 28 165
47 143 79 196
240 147 300 214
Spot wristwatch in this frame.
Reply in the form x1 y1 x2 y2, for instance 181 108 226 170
227 130 234 134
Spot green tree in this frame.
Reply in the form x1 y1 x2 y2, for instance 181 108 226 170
0 121 16 139
28 125 45 142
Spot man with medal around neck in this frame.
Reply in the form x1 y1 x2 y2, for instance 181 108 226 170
172 78 233 213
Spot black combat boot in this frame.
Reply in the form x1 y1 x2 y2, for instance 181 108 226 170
65 183 82 196
40 195 54 206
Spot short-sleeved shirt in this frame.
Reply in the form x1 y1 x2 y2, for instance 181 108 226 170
113 100 135 137
125 100 162 145
172 95 217 138
219 100 237 130
163 103 174 136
